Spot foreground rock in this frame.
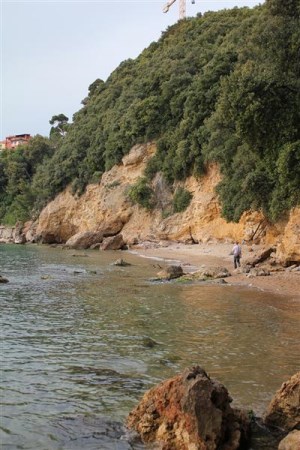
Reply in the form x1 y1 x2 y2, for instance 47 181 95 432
278 430 300 450
127 366 250 450
264 372 300 431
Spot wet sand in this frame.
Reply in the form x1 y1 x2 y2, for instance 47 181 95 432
129 242 300 300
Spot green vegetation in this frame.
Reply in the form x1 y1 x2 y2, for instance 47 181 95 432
0 136 55 224
0 0 299 225
173 187 192 213
128 178 154 210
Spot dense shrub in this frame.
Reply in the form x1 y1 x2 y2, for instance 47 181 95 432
128 178 154 210
173 187 192 213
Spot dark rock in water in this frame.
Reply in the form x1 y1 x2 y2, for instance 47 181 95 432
0 275 9 283
264 371 300 431
141 337 159 349
156 265 184 280
127 365 250 449
112 258 132 267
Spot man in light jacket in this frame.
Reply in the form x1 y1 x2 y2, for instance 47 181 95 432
232 241 242 269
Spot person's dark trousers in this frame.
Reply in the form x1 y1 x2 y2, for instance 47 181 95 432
234 256 240 269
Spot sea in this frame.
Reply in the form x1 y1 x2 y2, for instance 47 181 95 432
1 244 299 449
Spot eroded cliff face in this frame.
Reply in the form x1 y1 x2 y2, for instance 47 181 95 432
36 143 300 262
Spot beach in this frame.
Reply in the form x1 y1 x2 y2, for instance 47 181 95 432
130 241 300 299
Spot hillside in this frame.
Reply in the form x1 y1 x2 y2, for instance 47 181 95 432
0 0 299 228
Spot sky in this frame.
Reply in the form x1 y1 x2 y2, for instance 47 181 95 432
1 0 263 140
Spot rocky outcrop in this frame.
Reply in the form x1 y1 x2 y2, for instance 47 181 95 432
6 142 296 265
244 246 276 267
264 372 300 431
0 226 15 243
126 366 250 450
276 209 300 264
0 223 29 244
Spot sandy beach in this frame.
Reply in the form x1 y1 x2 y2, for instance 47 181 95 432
130 241 300 300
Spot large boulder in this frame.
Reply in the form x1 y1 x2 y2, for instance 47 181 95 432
126 366 250 450
66 231 104 249
244 246 275 267
100 234 125 250
264 372 300 431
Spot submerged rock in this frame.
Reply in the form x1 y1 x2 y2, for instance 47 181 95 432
112 258 132 266
0 275 9 283
126 366 250 450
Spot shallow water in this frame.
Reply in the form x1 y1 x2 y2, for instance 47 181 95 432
1 244 299 449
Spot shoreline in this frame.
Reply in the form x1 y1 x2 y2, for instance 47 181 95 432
129 241 300 300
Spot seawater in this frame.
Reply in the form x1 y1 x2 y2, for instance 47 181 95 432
1 244 300 449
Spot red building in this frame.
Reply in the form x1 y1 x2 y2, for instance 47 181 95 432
2 134 31 150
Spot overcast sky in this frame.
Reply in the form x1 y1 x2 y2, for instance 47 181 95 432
1 0 263 140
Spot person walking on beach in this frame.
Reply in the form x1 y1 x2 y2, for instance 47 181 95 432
232 241 242 269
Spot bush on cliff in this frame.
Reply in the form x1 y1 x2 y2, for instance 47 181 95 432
128 178 154 210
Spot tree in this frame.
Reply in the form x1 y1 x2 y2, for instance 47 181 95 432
49 113 69 139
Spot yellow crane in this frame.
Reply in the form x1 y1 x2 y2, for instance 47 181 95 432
163 0 195 20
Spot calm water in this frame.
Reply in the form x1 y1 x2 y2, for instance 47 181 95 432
1 244 299 449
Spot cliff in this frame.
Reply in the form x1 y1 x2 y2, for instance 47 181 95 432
34 143 300 264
